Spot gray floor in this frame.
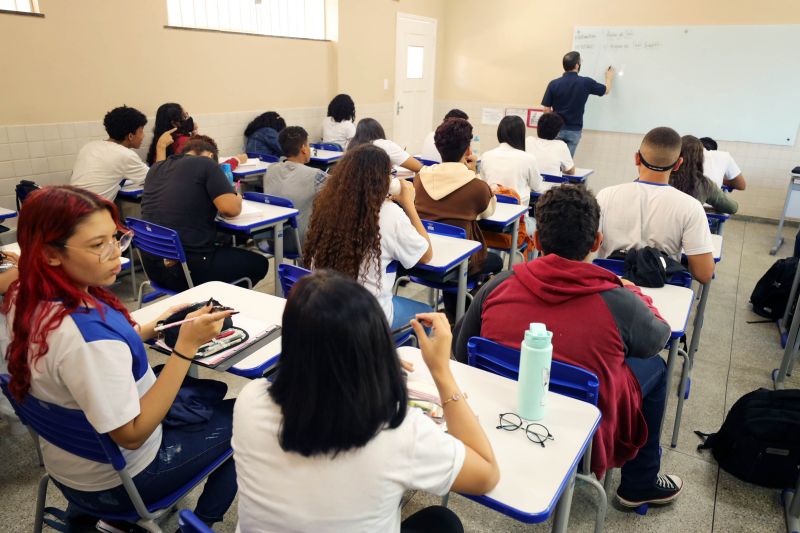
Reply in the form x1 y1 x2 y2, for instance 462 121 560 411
1 219 798 532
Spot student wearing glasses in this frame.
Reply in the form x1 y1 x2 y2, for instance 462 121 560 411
453 185 681 509
233 271 499 532
2 186 237 528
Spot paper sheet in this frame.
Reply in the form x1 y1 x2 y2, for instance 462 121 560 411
481 107 504 126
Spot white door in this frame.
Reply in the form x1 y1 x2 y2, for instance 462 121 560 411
394 13 436 155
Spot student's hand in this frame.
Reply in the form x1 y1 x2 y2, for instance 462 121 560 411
619 277 635 287
400 359 415 373
1 251 19 265
236 153 248 163
157 128 178 149
489 183 500 194
174 305 234 356
465 154 478 173
606 66 615 79
411 313 453 377
394 179 416 208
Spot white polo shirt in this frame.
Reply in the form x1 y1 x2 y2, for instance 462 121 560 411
372 139 412 167
525 137 574 177
596 180 714 260
479 142 542 208
703 149 741 188
322 117 356 148
70 140 149 201
420 131 441 163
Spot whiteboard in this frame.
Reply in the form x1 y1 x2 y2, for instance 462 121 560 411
572 25 800 146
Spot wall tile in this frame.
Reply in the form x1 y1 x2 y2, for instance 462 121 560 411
42 124 60 141
73 122 90 138
61 139 77 155
0 162 14 179
58 123 75 139
45 140 62 157
13 160 32 176
0 127 7 144
28 141 46 158
0 145 9 162
23 124 43 142
9 143 29 160
30 158 49 174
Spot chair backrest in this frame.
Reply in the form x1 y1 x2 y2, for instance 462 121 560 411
592 257 693 289
495 193 520 205
310 143 343 152
278 264 311 296
541 174 571 184
0 374 127 469
415 157 439 167
178 510 215 533
466 337 599 406
421 219 466 239
246 152 280 163
16 180 41 211
125 218 188 263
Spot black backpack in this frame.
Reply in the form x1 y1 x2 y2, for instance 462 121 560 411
750 257 798 320
696 388 800 488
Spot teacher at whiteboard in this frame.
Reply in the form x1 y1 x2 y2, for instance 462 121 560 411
541 51 614 156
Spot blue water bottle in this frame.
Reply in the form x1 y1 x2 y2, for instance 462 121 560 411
220 163 234 184
518 322 553 421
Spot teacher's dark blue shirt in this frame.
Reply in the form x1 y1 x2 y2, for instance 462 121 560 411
541 72 606 131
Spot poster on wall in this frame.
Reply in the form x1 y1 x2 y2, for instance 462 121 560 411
505 108 527 123
527 107 546 128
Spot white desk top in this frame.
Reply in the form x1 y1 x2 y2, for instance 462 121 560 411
711 234 722 262
393 165 416 179
131 281 284 372
233 160 272 177
573 167 594 179
311 149 343 163
0 242 130 267
414 233 481 272
216 200 299 232
639 284 694 337
483 202 527 226
399 346 601 521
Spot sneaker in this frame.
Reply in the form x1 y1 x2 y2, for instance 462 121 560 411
96 520 149 533
616 473 684 507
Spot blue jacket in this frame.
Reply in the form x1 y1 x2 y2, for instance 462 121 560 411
246 127 281 157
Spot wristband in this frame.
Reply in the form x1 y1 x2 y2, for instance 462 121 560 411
442 391 468 406
172 349 195 362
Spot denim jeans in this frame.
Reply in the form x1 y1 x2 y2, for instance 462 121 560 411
557 129 582 157
57 400 237 524
619 355 667 490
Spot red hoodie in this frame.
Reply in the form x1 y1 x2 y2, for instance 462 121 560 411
454 254 670 477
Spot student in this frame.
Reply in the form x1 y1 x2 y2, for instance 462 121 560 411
453 185 682 508
415 117 503 320
525 112 575 177
146 102 243 168
699 136 747 190
303 145 433 328
3 186 236 526
233 271 499 532
244 111 286 157
257 126 327 254
140 135 269 291
670 135 738 214
480 115 542 221
541 51 614 156
70 106 173 201
321 94 356 149
596 127 715 284
420 109 469 163
348 118 423 173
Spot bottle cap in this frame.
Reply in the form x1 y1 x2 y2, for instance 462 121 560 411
524 322 552 349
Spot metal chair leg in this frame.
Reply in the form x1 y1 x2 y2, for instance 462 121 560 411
577 473 607 533
33 473 49 533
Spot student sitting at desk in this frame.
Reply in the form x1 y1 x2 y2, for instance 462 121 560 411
256 126 327 255
233 272 499 532
415 117 502 322
596 127 715 284
525 112 575 177
420 109 469 163
699 136 747 191
244 111 286 158
348 118 423 173
3 186 237 528
70 106 173 201
670 135 738 214
454 185 682 508
303 145 433 329
480 115 542 235
146 102 244 168
321 93 356 149
141 136 269 291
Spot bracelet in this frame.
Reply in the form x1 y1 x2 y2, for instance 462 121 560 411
172 349 195 362
442 391 468 406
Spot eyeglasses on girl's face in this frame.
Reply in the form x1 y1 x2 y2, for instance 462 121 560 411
62 230 133 263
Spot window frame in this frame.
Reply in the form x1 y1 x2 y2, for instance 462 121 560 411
0 0 43 17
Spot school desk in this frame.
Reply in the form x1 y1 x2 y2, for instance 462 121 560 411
479 203 528 270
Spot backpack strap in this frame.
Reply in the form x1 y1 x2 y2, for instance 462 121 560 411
695 430 713 450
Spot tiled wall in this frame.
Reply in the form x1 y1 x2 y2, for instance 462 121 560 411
0 102 395 228
436 100 800 220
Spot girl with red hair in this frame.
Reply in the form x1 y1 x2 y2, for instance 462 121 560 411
3 186 236 527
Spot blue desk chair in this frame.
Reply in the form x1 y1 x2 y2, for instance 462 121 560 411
243 192 302 262
465 337 610 531
310 143 343 152
246 152 280 163
277 263 310 297
488 194 529 263
706 212 730 236
393 220 478 311
541 174 572 185
415 156 439 167
0 374 232 533
126 218 252 309
178 510 214 532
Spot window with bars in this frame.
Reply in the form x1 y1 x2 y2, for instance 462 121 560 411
0 0 39 14
166 0 326 40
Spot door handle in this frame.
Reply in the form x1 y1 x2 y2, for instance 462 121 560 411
396 102 404 115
